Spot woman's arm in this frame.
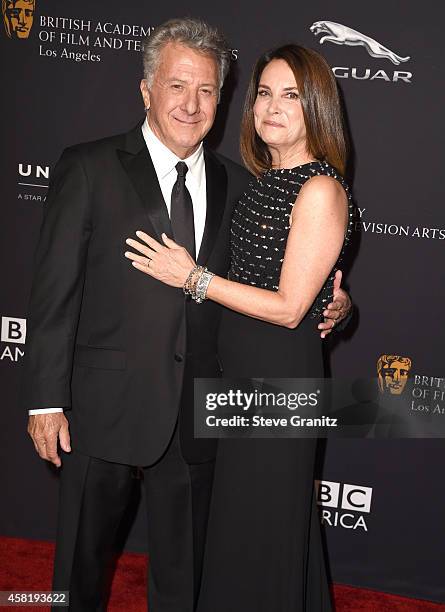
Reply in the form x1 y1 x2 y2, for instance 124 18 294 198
205 175 348 327
125 175 348 329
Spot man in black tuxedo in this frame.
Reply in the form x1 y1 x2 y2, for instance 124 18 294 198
23 17 351 612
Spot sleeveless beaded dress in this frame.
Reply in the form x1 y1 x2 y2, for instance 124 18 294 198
196 161 353 612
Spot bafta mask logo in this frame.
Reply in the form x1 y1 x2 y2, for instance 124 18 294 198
2 0 35 39
377 355 412 395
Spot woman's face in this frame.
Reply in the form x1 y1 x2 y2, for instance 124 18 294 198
253 59 306 154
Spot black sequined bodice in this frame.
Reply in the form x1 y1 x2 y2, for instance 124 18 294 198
229 160 354 318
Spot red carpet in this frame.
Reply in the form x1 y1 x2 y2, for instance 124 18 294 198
0 537 443 611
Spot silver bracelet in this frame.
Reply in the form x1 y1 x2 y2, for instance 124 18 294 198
183 265 201 297
194 268 215 303
182 266 205 299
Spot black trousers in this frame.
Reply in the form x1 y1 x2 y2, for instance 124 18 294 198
51 420 215 612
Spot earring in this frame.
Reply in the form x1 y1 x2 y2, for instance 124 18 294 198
144 106 150 112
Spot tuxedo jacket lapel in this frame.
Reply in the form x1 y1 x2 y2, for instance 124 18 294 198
197 149 228 265
117 123 229 262
117 122 172 241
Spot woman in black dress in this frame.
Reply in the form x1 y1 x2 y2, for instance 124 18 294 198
127 45 353 611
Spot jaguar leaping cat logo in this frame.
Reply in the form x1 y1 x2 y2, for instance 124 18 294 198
310 21 410 66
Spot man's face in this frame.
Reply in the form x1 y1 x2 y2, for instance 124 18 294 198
140 42 219 159
381 360 410 395
4 0 34 39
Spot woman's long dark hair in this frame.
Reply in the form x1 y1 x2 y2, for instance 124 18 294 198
240 44 348 176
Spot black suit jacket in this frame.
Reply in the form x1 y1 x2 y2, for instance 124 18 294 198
22 121 251 466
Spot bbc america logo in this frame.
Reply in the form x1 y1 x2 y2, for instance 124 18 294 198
1 316 26 362
315 480 372 531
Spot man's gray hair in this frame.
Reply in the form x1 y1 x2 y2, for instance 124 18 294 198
142 17 231 93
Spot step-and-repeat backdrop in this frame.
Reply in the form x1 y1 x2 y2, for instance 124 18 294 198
1 0 444 603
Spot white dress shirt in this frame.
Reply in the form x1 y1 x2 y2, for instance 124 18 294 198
29 118 208 416
141 118 207 253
